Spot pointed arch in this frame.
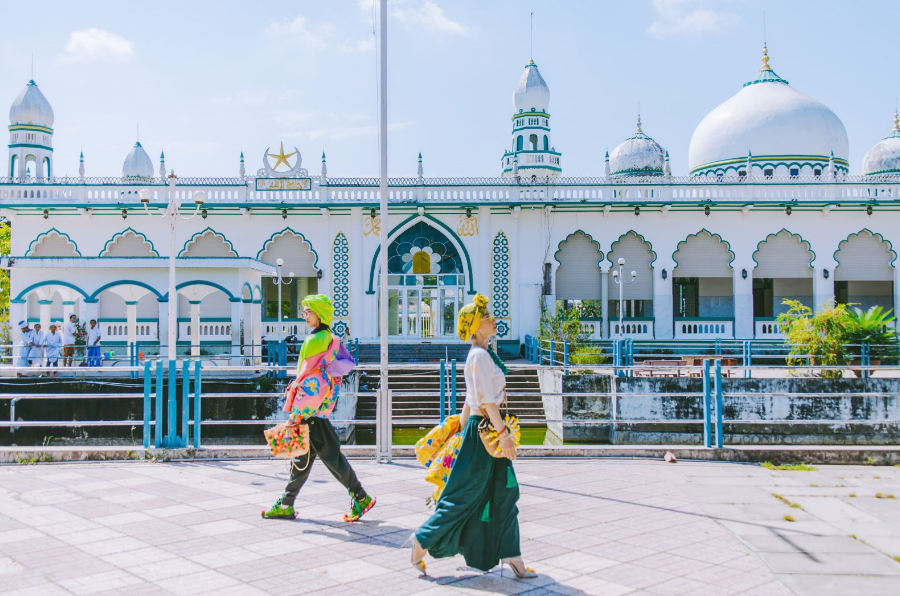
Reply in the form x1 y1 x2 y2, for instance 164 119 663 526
179 227 237 257
554 231 603 300
90 280 164 301
256 227 319 269
752 229 815 278
366 214 475 294
99 227 159 257
26 228 81 257
607 231 655 300
672 229 735 277
14 280 89 302
554 230 603 266
834 229 897 267
607 230 657 266
834 229 896 282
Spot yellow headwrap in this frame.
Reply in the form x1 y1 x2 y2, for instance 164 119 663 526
301 294 334 326
457 293 489 341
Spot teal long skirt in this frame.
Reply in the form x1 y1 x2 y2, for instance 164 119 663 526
414 415 521 571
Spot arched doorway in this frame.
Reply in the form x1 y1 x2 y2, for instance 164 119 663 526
381 222 465 338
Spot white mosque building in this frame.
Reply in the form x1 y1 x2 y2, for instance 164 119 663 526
3 44 900 358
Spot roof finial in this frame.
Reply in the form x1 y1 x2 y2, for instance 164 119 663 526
31 53 34 81
893 108 899 133
530 11 534 63
636 103 642 133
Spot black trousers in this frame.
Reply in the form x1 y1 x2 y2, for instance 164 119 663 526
280 417 366 506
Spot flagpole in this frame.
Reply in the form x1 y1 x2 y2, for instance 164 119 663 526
377 0 391 462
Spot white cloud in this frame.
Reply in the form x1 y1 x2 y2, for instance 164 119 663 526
59 28 135 64
358 0 466 36
646 0 740 38
266 16 335 50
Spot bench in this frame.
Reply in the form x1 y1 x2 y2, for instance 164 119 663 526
636 360 688 377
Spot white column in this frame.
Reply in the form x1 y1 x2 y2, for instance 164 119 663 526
508 210 520 340
350 207 364 338
653 264 674 339
157 300 169 359
61 300 77 321
251 301 262 362
600 270 610 339
190 301 201 357
477 206 491 294
38 300 52 331
813 264 836 313
733 266 754 339
84 300 99 327
230 299 242 362
125 301 138 346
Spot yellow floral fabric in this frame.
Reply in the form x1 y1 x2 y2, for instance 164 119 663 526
456 293 489 341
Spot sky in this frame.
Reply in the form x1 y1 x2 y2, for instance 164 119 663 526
1 0 897 178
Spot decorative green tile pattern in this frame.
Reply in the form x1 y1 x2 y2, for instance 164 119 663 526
492 231 510 337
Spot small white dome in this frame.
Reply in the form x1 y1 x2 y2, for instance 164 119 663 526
122 141 154 178
689 45 849 176
512 60 550 113
9 80 54 128
609 116 665 176
862 113 900 176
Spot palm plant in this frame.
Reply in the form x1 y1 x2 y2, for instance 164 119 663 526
846 306 898 361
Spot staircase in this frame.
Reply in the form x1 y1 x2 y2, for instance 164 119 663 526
355 366 545 426
356 342 472 363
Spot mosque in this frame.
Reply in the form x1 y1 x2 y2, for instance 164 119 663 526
2 44 900 359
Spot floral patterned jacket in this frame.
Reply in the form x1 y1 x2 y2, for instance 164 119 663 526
283 335 356 423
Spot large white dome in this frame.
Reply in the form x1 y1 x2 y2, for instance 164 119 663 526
862 113 900 176
9 80 54 128
122 141 154 178
689 46 849 176
609 116 665 177
513 60 550 113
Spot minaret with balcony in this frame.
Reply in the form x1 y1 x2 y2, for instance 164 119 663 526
502 60 561 179
8 80 54 179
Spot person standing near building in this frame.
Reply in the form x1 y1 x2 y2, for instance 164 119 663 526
15 321 34 376
29 323 45 368
45 323 63 375
408 293 536 579
261 294 375 523
62 313 79 367
86 319 102 367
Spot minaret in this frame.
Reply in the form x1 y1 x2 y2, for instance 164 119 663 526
159 151 166 179
239 151 245 177
417 152 423 181
8 80 54 179
320 152 327 179
604 151 610 177
664 151 671 179
78 151 85 179
502 59 561 178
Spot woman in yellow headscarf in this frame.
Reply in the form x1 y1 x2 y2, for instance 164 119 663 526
407 293 537 579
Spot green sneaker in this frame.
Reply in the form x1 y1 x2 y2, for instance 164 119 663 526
261 498 296 519
343 492 376 522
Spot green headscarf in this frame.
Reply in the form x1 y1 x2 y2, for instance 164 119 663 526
302 294 334 326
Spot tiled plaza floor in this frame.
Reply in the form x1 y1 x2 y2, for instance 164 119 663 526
0 458 897 595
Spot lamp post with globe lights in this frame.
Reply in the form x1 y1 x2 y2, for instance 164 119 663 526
272 258 293 342
611 257 637 339
139 172 204 364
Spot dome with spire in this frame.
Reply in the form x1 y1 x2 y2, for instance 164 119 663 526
9 80 54 128
122 141 154 179
512 60 550 114
862 112 900 176
608 115 665 177
689 44 849 177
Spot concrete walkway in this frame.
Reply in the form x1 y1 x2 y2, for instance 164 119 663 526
0 458 897 595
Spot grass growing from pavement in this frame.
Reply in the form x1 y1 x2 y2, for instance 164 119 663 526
783 515 795 522
761 462 818 471
771 493 802 508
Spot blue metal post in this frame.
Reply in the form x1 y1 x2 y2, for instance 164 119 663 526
193 360 201 449
714 359 724 448
181 360 190 446
550 339 556 366
155 362 164 448
439 359 446 423
702 359 712 448
167 359 177 448
563 340 569 375
142 361 152 449
450 359 458 413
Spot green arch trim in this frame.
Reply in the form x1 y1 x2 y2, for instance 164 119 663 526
26 228 81 257
254 284 263 302
607 230 658 267
178 227 237 257
90 280 164 301
98 227 159 257
240 282 253 301
553 230 603 267
14 280 89 301
672 229 736 269
162 280 236 301
366 214 475 295
752 229 815 268
833 229 898 268
255 227 319 269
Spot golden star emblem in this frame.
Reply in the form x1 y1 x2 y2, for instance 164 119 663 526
267 142 297 170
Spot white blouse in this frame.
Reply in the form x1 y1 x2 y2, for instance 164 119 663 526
464 346 506 409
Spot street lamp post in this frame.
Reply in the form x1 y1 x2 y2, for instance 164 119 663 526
611 257 637 338
139 172 204 364
272 258 293 342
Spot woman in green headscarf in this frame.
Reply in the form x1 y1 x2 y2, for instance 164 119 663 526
262 294 375 523
407 293 537 579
